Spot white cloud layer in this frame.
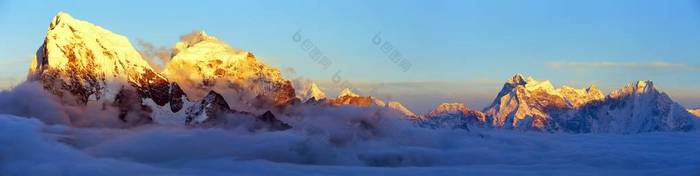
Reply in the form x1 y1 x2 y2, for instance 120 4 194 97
2 114 700 175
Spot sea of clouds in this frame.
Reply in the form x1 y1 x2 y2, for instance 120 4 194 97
1 83 699 176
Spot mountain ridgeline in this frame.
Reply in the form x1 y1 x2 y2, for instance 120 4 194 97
27 12 696 133
422 75 695 133
28 12 292 128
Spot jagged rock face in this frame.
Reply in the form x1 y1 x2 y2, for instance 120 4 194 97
167 83 186 112
332 96 386 107
162 31 295 112
27 12 296 128
561 81 694 133
28 12 186 125
483 74 603 130
559 85 605 107
479 75 693 133
303 97 325 105
256 111 291 131
299 82 327 102
185 91 233 126
331 96 380 107
185 91 292 130
304 88 416 119
113 88 153 125
421 103 486 129
327 88 385 107
338 88 359 98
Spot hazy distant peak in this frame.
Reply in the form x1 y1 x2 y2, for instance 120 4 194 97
427 103 470 116
338 88 359 98
301 82 327 101
387 101 417 117
611 80 659 98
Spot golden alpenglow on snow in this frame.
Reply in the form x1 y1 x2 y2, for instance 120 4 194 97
1 2 699 175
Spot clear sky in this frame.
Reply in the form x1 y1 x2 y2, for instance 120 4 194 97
0 0 698 113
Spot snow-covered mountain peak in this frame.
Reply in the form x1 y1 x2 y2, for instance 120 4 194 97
29 12 171 105
586 84 600 92
427 103 471 116
525 76 536 83
524 78 557 94
31 12 153 75
491 75 557 101
387 101 417 117
172 31 221 54
611 80 659 98
421 102 487 129
507 74 527 85
338 88 360 98
484 74 607 130
494 76 690 133
27 12 191 126
501 75 603 107
49 11 73 29
308 83 326 100
569 80 693 133
162 32 295 110
635 80 655 93
502 74 558 95
558 85 605 107
329 89 385 107
164 31 281 82
301 82 327 101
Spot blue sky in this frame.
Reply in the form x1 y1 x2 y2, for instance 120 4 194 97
0 0 698 112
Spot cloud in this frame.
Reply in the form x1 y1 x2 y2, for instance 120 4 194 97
179 30 207 44
0 82 70 124
136 39 173 72
1 113 700 175
0 80 699 175
135 30 212 72
313 80 502 113
0 82 143 128
1 70 698 175
545 61 700 71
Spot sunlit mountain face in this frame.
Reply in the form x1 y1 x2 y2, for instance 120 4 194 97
690 108 700 117
1 8 700 176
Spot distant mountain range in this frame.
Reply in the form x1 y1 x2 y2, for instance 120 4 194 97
28 12 290 128
26 12 697 133
422 75 695 133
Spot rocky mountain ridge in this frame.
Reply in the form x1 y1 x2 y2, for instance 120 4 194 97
420 74 695 133
28 12 289 128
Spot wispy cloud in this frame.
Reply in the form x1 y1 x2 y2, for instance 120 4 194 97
0 77 20 90
545 61 700 71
